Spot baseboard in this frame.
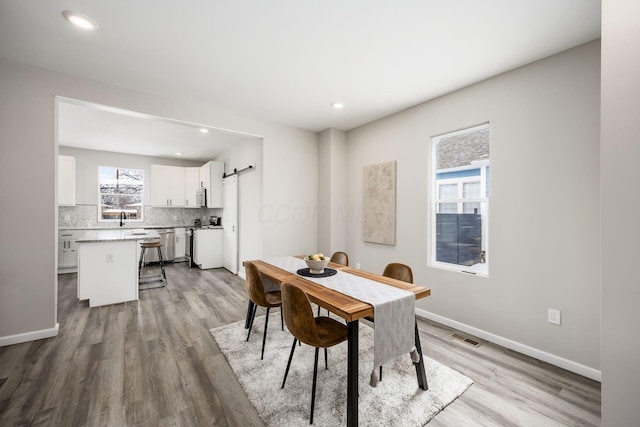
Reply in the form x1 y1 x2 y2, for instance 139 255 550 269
415 308 601 382
0 323 59 347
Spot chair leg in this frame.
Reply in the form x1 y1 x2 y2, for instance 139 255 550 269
324 347 328 370
246 303 257 341
379 365 383 381
261 307 271 360
280 307 284 331
282 337 297 389
157 246 167 283
311 347 320 425
244 300 255 329
138 247 145 277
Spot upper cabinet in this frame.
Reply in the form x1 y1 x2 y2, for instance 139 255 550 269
58 155 76 206
184 167 200 208
200 161 224 208
150 165 186 207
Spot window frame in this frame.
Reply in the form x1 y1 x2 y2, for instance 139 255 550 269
97 165 145 223
429 123 490 276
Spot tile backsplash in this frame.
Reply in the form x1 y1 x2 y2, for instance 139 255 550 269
59 205 222 229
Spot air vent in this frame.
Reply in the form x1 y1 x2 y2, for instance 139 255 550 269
451 333 481 347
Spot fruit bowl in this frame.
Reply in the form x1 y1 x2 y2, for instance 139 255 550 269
304 254 329 274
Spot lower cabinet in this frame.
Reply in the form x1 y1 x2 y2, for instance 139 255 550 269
193 228 223 269
58 230 85 272
174 227 186 259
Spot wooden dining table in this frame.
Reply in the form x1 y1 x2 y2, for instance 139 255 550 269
244 258 431 427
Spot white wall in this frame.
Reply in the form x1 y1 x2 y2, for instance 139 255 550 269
59 146 202 205
601 0 640 423
216 138 264 275
345 41 601 374
318 128 347 256
0 58 317 343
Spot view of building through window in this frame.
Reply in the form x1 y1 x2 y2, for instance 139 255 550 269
432 123 490 275
98 166 144 222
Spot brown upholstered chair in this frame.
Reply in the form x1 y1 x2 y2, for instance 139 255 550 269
245 262 283 360
382 262 413 284
281 282 348 425
329 251 349 266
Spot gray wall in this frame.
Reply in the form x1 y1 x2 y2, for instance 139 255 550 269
344 41 601 373
0 58 317 342
601 0 640 423
318 128 347 256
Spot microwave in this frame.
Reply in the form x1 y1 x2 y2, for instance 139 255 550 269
196 188 207 207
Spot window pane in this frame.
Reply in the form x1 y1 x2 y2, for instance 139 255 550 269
99 166 144 221
438 202 458 213
432 124 489 273
463 182 480 199
439 184 458 199
463 202 480 214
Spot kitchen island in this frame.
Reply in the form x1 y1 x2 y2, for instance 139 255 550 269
77 229 160 307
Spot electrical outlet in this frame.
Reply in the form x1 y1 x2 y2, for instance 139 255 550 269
64 214 70 222
548 308 561 325
356 262 361 269
173 215 177 221
106 253 114 263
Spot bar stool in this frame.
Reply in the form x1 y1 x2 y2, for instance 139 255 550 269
138 240 167 289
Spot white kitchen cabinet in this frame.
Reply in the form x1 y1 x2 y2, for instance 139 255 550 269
174 227 186 259
193 228 223 269
58 230 85 272
150 165 186 207
58 155 76 206
199 161 224 208
184 167 200 208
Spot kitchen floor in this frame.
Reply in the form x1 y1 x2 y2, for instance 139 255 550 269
0 263 600 426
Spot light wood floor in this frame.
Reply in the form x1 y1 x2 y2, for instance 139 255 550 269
0 263 600 426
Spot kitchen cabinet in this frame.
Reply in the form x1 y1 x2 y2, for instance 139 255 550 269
58 155 75 206
174 227 186 259
199 161 224 208
193 228 223 269
184 167 200 208
58 230 85 272
150 165 186 207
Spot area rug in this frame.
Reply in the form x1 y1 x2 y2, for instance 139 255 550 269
210 312 473 426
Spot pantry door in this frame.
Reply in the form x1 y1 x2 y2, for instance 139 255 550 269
222 175 238 274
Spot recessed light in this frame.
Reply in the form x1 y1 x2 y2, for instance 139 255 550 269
199 128 209 133
62 10 99 31
331 102 344 109
175 152 183 156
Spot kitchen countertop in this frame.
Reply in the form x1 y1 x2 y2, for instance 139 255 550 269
77 229 161 243
60 224 195 231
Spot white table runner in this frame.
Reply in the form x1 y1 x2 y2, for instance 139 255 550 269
263 256 417 385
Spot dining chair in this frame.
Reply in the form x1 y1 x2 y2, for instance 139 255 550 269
329 251 349 266
244 261 284 360
281 282 348 425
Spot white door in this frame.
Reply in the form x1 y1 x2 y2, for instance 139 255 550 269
223 175 238 274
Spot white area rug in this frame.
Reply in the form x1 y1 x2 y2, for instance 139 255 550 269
210 312 473 426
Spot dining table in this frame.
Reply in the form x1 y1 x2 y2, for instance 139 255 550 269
243 257 431 427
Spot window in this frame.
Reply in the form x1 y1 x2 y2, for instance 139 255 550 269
98 166 144 222
431 124 490 275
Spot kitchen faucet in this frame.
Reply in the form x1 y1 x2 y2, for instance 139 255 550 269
120 211 126 227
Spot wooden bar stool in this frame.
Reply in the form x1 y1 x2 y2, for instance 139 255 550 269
138 240 167 288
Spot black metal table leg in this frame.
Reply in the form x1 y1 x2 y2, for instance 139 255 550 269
413 320 428 390
347 320 359 427
244 300 255 329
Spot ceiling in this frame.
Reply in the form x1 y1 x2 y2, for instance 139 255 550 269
0 1 601 134
57 99 261 162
